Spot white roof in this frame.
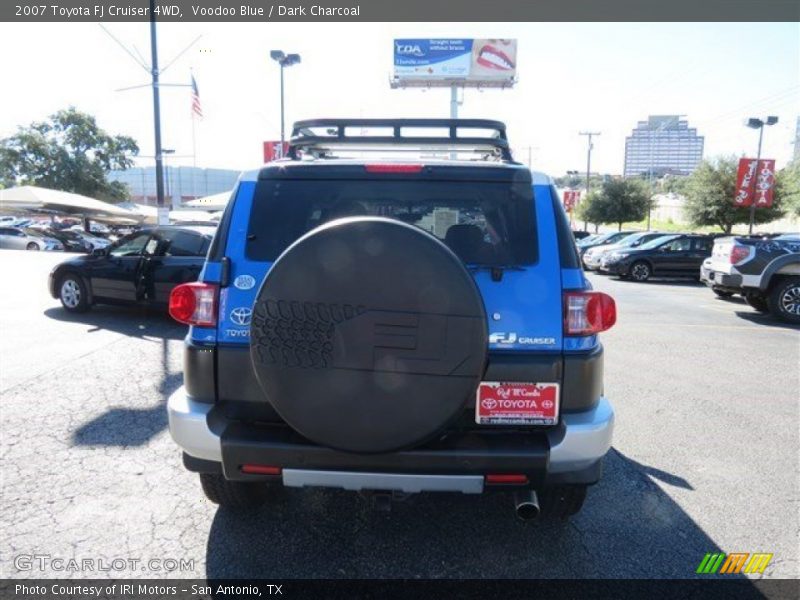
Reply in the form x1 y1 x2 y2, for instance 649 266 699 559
0 185 140 224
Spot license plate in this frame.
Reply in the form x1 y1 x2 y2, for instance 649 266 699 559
475 382 559 426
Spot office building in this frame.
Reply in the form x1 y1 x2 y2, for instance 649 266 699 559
624 115 704 178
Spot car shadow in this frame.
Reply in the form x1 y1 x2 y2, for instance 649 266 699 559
71 335 180 447
44 305 186 341
203 449 751 579
616 278 705 288
734 310 800 331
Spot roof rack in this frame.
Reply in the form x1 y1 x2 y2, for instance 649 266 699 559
287 118 514 162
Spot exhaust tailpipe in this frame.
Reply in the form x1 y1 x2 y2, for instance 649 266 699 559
514 490 540 521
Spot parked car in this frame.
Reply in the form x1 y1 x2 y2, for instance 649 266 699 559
66 228 112 251
48 225 214 312
576 230 640 259
700 233 800 323
601 233 714 281
0 227 64 251
572 230 592 241
584 231 665 271
36 228 92 253
165 118 618 520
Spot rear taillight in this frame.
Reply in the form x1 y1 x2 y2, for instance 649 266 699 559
564 292 617 336
729 245 751 265
169 282 218 327
364 164 424 173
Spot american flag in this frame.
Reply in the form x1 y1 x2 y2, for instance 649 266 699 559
191 74 203 118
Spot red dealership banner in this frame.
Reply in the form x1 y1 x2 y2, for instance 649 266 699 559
563 190 581 212
734 158 776 208
263 141 290 162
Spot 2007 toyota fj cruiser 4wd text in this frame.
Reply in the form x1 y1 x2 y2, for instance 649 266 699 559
166 119 617 520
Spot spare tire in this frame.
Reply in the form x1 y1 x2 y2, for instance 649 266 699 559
249 217 488 453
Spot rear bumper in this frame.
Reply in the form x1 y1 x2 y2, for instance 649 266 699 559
168 387 615 491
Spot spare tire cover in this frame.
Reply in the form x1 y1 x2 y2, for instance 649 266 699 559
249 217 488 453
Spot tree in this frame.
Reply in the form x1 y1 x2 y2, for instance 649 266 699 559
0 107 138 202
775 159 800 219
577 178 652 231
683 156 785 233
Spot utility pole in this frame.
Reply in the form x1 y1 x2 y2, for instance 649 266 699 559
149 0 167 224
579 131 600 231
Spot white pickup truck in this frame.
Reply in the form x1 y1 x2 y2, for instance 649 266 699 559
700 233 800 323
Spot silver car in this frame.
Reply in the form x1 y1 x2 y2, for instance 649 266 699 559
0 227 64 251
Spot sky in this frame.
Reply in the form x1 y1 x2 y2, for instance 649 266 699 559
0 22 798 176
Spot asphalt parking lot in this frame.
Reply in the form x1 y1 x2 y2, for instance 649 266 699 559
1 250 798 580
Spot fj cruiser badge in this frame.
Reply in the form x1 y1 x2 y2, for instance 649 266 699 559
489 332 556 346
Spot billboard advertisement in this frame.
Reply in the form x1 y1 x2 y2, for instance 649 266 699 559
393 39 517 87
734 158 776 208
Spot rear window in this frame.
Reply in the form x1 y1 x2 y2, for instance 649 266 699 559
245 179 537 265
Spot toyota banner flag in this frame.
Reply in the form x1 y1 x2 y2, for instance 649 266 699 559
563 190 580 212
263 141 290 162
734 158 776 208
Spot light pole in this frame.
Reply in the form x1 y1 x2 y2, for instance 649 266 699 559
270 50 301 156
579 132 600 231
149 0 167 224
745 116 778 235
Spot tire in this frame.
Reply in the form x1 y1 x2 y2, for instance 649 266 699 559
540 485 588 519
767 277 800 324
58 273 90 313
713 289 734 298
199 473 268 510
745 293 769 313
629 261 651 282
249 217 487 454
26 242 40 251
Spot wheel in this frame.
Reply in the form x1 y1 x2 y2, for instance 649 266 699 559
26 242 40 251
767 277 800 324
629 261 651 282
713 289 734 298
58 273 90 313
539 485 587 519
199 473 268 510
744 293 769 313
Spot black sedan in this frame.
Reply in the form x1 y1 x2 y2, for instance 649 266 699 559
49 225 215 312
599 233 714 281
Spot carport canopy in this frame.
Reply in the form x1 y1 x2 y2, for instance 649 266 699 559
0 185 141 224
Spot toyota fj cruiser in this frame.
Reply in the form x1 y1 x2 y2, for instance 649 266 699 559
167 119 617 520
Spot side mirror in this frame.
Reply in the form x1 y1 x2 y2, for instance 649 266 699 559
91 247 107 257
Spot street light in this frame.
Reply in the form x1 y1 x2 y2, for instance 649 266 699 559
270 50 301 156
744 116 778 234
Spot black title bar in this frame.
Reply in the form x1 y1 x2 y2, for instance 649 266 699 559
2 0 799 22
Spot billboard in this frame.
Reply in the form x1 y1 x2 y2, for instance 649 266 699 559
392 39 517 87
734 158 776 208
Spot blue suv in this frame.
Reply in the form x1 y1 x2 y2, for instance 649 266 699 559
167 119 616 520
